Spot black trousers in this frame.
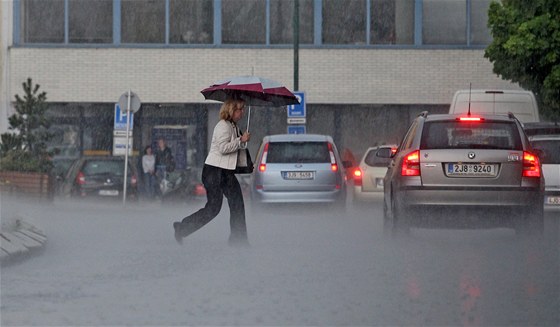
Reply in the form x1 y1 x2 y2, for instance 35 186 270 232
178 164 248 242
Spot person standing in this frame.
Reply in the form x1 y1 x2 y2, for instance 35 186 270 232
154 137 174 197
173 98 251 246
142 145 156 199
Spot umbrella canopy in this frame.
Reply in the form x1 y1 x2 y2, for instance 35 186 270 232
201 76 299 107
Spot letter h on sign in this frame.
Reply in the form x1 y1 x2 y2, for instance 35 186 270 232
114 104 134 131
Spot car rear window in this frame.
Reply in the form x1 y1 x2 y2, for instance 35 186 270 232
266 142 331 163
530 140 560 164
83 160 125 176
421 121 522 150
364 148 392 167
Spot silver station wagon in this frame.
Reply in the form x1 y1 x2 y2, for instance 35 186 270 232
249 134 348 209
379 112 545 234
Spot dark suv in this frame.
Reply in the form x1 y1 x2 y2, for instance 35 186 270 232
379 112 544 234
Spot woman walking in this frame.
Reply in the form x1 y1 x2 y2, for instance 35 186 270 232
173 98 251 246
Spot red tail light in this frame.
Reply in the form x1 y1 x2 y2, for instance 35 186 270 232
401 150 420 176
353 168 363 186
259 143 269 172
327 143 338 172
458 117 483 122
522 151 541 177
76 171 86 185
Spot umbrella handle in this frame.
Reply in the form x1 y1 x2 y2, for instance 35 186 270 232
246 106 251 133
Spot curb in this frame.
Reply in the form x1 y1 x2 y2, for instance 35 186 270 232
0 217 47 266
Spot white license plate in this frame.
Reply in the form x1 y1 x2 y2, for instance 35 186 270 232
283 171 314 180
546 196 560 205
99 190 119 196
446 163 497 177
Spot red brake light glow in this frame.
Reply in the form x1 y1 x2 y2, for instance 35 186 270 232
353 168 363 186
327 143 339 172
401 150 420 176
76 171 86 185
522 151 541 178
259 143 269 172
458 117 483 122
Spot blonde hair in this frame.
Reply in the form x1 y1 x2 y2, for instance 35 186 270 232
219 99 245 121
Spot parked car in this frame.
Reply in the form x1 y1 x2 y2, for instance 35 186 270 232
379 111 544 234
523 121 560 137
529 134 560 211
352 145 396 202
60 156 138 201
250 134 350 210
449 89 540 123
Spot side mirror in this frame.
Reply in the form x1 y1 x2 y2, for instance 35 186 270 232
376 147 395 158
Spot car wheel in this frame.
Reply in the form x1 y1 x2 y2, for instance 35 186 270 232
384 194 410 236
383 199 394 235
393 199 411 235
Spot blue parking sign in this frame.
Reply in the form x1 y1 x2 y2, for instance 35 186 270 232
288 125 306 134
114 103 134 130
287 92 305 118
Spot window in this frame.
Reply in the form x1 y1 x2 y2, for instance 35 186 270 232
423 0 466 45
222 0 266 44
421 121 522 150
470 0 492 45
364 148 392 167
371 0 394 44
530 140 560 164
15 0 491 47
121 0 165 43
267 142 331 163
21 0 64 43
170 0 213 44
69 0 113 43
323 0 366 45
270 0 314 44
372 0 414 45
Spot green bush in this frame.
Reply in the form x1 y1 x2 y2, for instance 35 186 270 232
0 78 53 173
0 150 52 173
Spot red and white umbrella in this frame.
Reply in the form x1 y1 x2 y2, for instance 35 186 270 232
200 76 299 107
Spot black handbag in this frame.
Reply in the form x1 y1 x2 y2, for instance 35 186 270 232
235 148 254 174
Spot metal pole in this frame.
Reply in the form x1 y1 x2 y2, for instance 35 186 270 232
293 0 299 91
123 89 131 205
246 105 251 133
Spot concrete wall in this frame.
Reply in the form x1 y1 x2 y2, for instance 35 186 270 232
8 47 518 106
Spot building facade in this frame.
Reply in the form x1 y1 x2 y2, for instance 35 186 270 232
1 0 519 173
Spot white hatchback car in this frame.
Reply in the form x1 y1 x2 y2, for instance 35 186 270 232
352 145 396 202
529 134 560 211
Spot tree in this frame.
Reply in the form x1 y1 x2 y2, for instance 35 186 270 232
0 78 53 172
485 0 560 120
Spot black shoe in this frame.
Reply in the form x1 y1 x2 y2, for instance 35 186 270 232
173 222 183 245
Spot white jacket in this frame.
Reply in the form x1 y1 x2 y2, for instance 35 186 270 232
205 119 246 170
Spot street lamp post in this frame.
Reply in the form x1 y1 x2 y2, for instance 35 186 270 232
293 0 299 91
